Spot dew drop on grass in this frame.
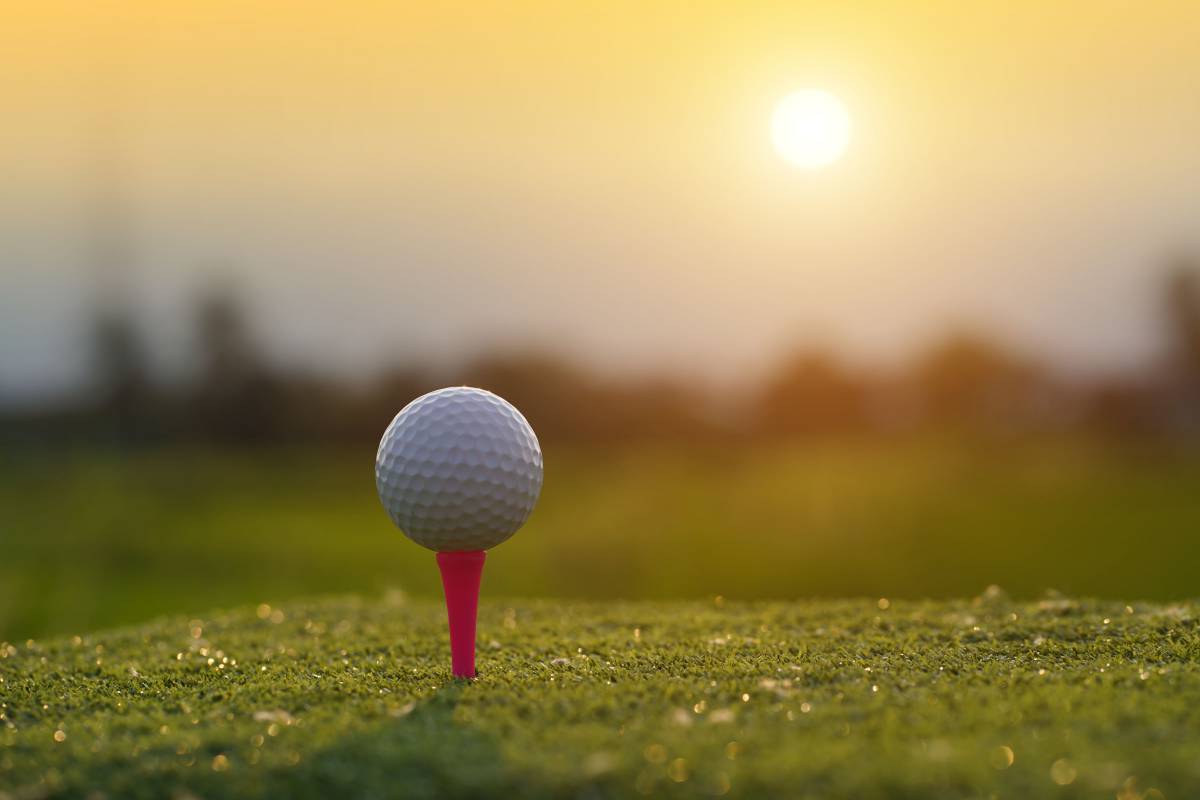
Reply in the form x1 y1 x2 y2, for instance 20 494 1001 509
989 746 1014 770
1050 758 1076 785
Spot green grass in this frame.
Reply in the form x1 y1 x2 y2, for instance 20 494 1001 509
3 594 1199 798
5 440 1200 639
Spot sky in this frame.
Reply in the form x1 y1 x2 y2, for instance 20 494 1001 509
3 1 1199 400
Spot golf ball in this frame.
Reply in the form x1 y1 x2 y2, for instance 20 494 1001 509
375 386 543 552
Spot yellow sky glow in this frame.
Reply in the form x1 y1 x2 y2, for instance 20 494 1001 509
1 2 1199 387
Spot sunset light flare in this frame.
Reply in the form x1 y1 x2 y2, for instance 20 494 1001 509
771 89 852 168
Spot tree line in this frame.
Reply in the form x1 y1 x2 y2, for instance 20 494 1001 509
5 259 1200 446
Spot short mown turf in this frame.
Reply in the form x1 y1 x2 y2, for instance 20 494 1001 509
2 594 1198 798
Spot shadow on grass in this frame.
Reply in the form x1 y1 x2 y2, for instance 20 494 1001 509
249 684 530 800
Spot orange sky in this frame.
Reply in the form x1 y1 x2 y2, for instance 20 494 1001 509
3 1 1199 394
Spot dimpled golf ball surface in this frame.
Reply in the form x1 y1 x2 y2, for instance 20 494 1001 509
376 387 543 552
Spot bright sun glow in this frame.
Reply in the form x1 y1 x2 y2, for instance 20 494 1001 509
771 89 851 169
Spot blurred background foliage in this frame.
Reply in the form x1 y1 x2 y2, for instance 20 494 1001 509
3 259 1200 639
10 254 1200 447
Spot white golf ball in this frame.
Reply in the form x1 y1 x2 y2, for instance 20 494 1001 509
375 386 543 552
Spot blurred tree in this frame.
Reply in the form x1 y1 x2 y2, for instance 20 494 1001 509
190 285 281 443
456 353 714 443
1161 254 1200 432
197 288 255 384
915 332 1046 432
1164 256 1200 381
757 350 866 436
91 308 151 442
354 368 439 441
456 353 593 440
1085 377 1157 436
605 377 718 442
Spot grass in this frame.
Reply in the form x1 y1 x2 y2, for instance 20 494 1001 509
3 593 1200 799
5 440 1200 639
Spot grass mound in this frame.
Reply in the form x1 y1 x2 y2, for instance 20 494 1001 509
2 594 1198 798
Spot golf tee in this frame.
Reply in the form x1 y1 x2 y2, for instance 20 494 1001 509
436 550 486 678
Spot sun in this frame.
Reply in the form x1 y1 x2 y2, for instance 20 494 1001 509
771 89 851 169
